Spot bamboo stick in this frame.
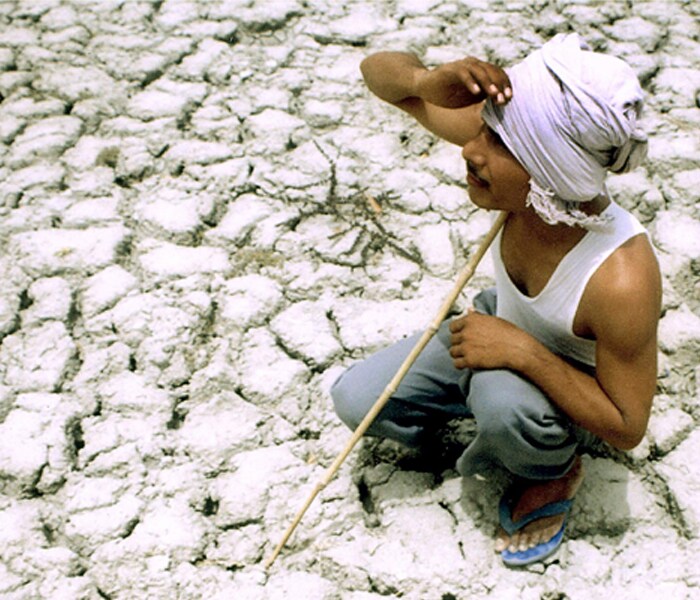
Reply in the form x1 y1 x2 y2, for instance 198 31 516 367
264 210 508 570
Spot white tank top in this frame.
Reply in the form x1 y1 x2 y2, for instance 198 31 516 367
492 202 647 367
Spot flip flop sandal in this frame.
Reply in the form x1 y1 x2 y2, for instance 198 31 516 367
498 487 574 567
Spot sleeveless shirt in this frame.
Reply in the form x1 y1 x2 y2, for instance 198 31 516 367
492 201 647 367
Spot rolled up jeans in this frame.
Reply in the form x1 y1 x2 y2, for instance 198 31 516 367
330 288 584 481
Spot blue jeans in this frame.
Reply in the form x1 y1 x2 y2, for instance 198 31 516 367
331 289 586 481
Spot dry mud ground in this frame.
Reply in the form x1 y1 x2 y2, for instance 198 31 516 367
0 1 699 598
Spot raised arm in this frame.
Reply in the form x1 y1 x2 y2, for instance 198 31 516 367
360 52 512 146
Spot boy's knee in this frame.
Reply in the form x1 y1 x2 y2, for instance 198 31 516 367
469 370 571 451
330 369 362 430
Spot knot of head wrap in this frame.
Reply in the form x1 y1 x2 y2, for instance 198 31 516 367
481 33 648 228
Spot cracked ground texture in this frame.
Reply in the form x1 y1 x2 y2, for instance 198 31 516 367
0 0 699 598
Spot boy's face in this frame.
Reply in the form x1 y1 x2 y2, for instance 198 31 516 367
461 121 530 213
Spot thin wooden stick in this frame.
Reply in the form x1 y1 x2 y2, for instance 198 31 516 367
264 211 508 570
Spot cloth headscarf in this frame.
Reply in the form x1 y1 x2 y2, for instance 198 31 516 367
481 33 648 229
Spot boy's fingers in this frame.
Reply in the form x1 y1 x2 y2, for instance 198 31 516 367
458 70 482 94
474 60 512 103
469 66 499 97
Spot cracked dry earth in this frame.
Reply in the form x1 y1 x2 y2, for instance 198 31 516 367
0 1 699 599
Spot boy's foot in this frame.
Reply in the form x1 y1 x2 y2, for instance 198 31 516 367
494 455 584 556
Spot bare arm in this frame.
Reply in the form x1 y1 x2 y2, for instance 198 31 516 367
562 235 661 448
511 303 658 450
360 52 512 146
449 236 661 449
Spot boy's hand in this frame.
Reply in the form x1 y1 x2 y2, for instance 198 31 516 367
414 57 512 108
449 309 530 371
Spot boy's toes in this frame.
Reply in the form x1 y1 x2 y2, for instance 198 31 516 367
494 527 510 552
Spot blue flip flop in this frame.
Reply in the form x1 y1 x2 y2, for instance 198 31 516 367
498 487 574 567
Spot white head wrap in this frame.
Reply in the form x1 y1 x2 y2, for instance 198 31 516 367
481 33 648 229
